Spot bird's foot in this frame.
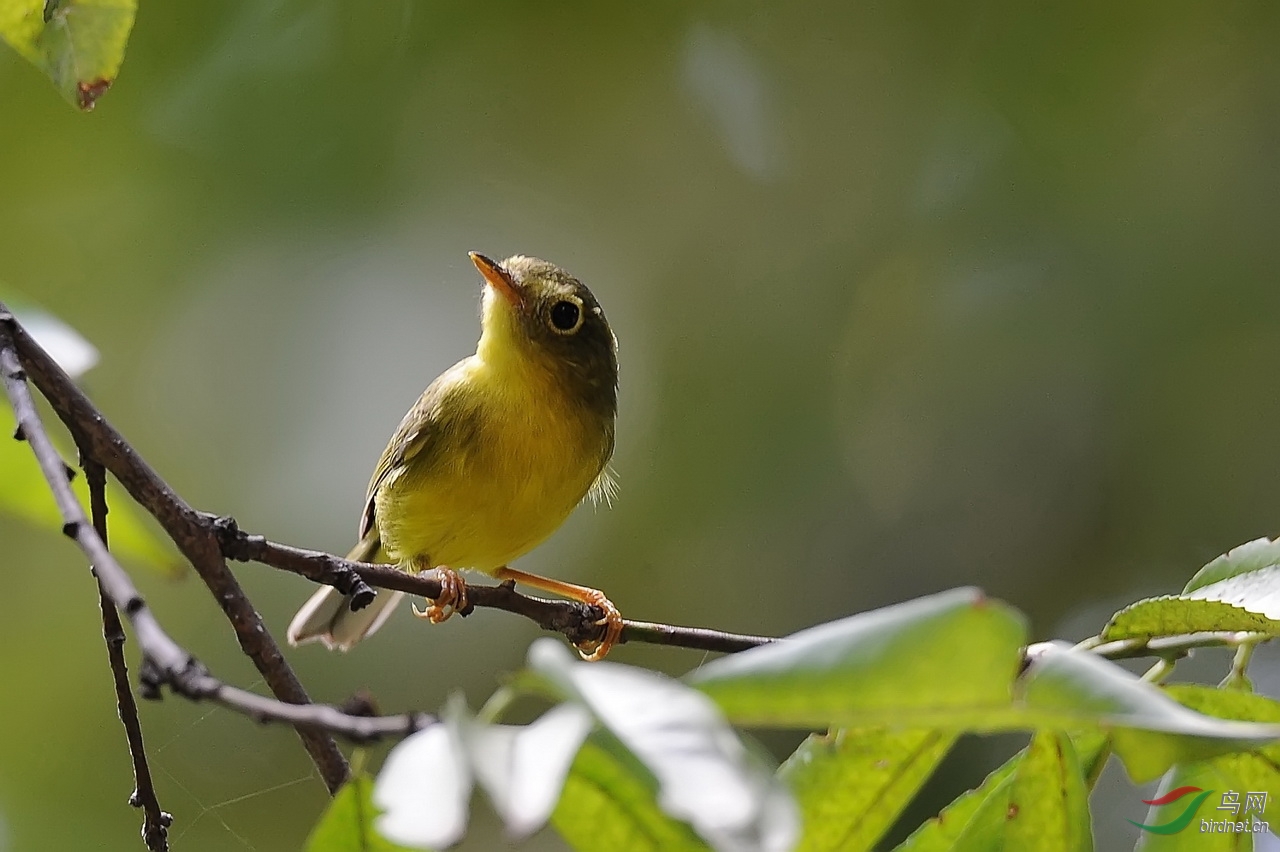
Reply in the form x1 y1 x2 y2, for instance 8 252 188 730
574 589 623 662
492 566 624 661
411 567 469 623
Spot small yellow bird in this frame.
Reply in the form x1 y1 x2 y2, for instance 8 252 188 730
288 252 623 660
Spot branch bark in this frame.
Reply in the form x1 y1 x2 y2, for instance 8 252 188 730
217 523 776 655
85 458 172 851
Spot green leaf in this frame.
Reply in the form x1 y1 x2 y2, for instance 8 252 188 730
1185 538 1280 593
0 0 135 109
552 738 710 852
688 588 1027 729
778 728 956 852
1004 730 1093 851
1187 567 1280 622
530 638 799 852
1101 537 1280 641
684 590 1280 780
373 712 472 850
1019 644 1280 782
458 703 593 839
1102 598 1280 642
1130 762 1241 852
894 732 1109 852
1165 685 1280 828
904 752 1020 852
306 773 415 852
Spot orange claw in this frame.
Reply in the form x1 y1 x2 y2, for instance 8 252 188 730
411 566 469 623
574 587 624 661
494 566 624 661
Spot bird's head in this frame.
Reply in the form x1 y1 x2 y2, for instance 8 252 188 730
470 252 618 419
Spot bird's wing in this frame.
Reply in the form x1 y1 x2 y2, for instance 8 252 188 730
358 363 469 540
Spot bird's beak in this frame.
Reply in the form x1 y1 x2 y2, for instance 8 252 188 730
470 252 522 308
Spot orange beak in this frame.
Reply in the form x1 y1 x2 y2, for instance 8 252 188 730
469 252 522 308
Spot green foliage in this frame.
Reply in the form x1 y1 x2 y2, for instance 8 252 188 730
1104 598 1280 641
0 0 135 109
1164 685 1280 830
553 740 710 852
530 639 797 849
1005 731 1092 851
306 774 416 852
1018 644 1280 782
894 732 1108 852
894 747 1021 852
1185 538 1280 593
687 587 1026 729
1107 537 1280 642
334 567 1280 851
778 728 956 851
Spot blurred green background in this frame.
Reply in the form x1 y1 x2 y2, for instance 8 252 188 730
3 1 1280 849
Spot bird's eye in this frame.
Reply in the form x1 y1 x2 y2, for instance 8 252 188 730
549 299 583 333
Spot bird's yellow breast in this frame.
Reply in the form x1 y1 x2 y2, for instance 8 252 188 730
373 354 608 574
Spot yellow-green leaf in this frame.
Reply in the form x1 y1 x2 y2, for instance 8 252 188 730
1100 538 1280 643
895 732 1109 852
900 752 1019 852
531 639 798 851
1165 685 1280 828
0 0 136 110
552 739 709 852
1019 644 1280 783
306 773 416 852
1005 730 1093 851
1102 598 1280 642
779 728 955 852
1185 538 1280 594
688 588 1028 729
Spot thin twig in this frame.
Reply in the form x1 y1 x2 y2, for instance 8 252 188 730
1140 658 1176 684
1222 639 1260 690
216 523 777 655
0 307 351 793
85 458 173 851
1085 631 1266 662
0 319 439 748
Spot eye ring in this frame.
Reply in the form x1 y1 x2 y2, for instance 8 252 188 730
548 298 584 334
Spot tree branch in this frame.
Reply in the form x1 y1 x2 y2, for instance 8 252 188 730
84 457 173 851
4 303 775 658
1 318 441 746
215 522 776 655
0 307 352 793
0 305 773 738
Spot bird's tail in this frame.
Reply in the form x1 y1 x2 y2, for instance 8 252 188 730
286 529 404 651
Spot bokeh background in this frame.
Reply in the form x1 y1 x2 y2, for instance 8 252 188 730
3 1 1280 849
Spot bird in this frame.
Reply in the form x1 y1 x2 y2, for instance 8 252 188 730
287 251 622 660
